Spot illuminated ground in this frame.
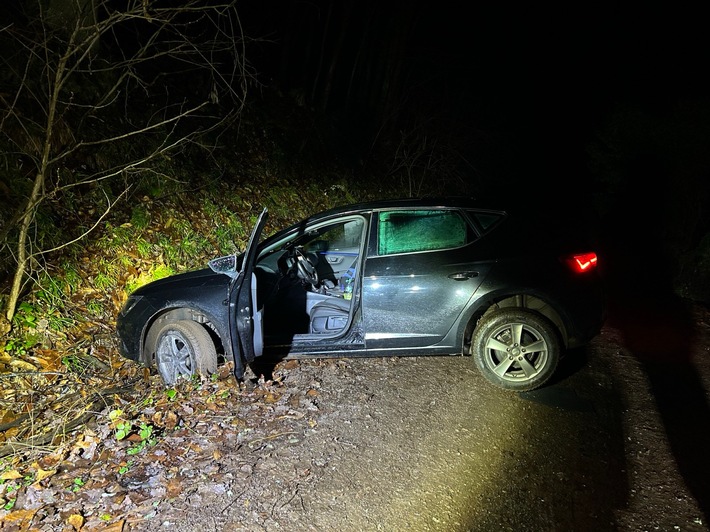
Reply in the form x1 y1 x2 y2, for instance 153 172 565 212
130 306 710 531
4 307 708 531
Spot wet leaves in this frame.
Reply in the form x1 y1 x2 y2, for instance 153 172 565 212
0 357 331 530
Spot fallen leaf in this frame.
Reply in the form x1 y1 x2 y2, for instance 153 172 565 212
67 513 84 530
73 431 99 459
164 410 178 430
264 392 280 404
1 509 37 528
166 477 183 498
28 353 61 372
2 426 19 440
0 468 23 480
188 443 203 454
9 358 37 371
35 467 57 483
38 449 66 469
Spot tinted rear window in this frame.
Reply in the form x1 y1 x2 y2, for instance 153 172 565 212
378 210 467 255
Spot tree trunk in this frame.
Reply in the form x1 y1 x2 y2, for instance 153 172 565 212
6 172 44 322
4 40 67 323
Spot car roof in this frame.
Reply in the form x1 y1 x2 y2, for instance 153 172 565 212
262 195 598 250
303 196 506 221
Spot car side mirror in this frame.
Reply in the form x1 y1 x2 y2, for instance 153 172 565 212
209 254 238 279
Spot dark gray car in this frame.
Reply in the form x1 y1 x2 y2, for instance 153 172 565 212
116 197 605 392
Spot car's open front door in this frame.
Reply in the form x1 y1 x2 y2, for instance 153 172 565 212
229 208 268 380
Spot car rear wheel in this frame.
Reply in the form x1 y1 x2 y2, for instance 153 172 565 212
471 308 560 392
153 320 217 385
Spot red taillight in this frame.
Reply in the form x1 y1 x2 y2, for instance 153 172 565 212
564 252 598 273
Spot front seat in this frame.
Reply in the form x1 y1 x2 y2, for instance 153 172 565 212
310 297 351 334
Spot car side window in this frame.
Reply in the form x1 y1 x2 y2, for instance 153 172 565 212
378 209 468 255
303 218 363 252
285 218 364 284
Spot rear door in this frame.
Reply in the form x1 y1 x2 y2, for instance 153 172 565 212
229 208 268 378
362 208 489 349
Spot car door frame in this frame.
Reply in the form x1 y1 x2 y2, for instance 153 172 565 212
259 212 371 357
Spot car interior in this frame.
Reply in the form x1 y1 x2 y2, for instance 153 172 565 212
254 216 366 342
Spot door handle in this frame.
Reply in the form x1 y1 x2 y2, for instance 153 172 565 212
448 271 478 281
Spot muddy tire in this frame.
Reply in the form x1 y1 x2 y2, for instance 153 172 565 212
152 320 218 385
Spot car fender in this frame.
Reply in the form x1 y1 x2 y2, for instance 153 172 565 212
450 284 571 351
140 300 233 365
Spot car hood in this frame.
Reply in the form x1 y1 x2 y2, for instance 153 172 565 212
132 267 231 298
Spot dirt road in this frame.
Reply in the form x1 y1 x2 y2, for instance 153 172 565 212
4 308 709 531
135 309 710 531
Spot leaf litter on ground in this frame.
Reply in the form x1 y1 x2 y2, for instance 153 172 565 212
0 353 334 531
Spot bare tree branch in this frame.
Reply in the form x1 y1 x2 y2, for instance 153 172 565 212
0 0 251 322
29 186 128 259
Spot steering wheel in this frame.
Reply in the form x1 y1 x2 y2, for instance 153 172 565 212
294 247 319 287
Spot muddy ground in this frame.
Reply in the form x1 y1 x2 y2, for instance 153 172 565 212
2 305 710 531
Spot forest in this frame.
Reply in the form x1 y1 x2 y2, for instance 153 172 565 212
1 0 710 518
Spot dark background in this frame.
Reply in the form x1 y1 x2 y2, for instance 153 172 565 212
235 0 710 306
240 1 707 179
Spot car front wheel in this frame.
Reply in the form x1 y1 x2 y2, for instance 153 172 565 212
152 320 217 385
471 308 560 392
